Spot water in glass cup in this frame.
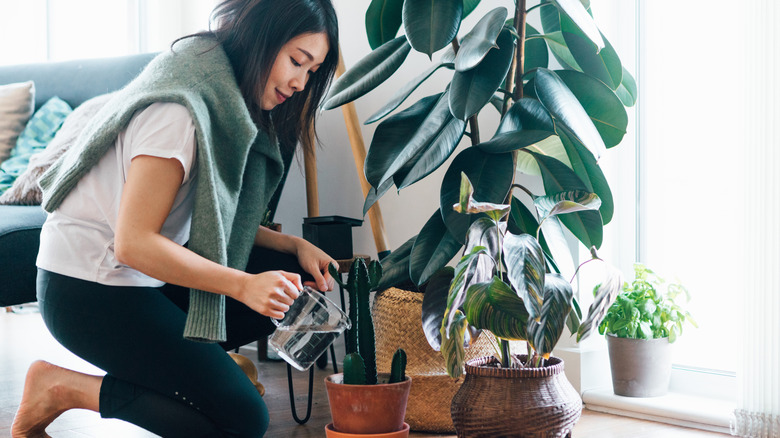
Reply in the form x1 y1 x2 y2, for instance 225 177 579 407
268 287 350 371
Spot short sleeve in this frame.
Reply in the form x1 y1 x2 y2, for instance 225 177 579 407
122 102 197 184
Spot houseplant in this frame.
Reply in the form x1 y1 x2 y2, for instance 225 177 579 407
323 1 635 435
599 263 697 397
426 173 622 436
324 258 412 437
323 0 636 292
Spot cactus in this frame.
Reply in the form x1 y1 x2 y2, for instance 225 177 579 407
343 352 367 385
330 258 400 386
389 348 407 384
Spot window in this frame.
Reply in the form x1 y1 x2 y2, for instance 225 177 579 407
0 0 217 66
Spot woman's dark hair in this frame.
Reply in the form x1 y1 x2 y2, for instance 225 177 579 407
179 0 339 154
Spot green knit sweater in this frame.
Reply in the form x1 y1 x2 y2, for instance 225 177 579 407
39 37 285 343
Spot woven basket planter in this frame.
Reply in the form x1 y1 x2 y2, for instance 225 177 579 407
451 355 582 438
373 288 499 433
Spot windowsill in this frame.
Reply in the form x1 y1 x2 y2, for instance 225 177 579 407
582 388 735 434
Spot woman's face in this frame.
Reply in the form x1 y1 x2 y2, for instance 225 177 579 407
261 32 329 111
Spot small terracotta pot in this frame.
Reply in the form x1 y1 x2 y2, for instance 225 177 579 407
325 422 410 438
325 373 412 434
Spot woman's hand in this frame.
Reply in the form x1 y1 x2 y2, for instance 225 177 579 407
236 270 302 319
294 239 338 292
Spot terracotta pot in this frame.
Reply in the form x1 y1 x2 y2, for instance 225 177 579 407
325 373 412 434
451 355 582 438
606 334 671 397
324 422 410 438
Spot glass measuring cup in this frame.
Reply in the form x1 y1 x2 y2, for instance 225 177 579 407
268 286 351 371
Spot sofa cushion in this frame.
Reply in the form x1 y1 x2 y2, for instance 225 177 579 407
0 97 72 195
0 93 112 205
0 81 35 165
0 205 47 306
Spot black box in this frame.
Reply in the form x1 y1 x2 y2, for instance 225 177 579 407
302 216 363 260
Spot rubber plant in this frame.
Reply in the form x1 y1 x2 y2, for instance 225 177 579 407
322 1 635 372
328 259 406 384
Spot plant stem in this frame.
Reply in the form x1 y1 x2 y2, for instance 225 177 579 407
501 339 511 368
468 115 480 145
513 0 527 101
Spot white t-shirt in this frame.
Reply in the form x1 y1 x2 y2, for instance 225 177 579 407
37 102 198 287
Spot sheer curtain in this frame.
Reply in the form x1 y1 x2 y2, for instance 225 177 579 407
733 1 780 437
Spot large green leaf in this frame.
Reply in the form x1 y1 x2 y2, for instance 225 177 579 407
534 68 605 160
537 32 580 71
515 135 570 176
403 0 463 57
529 151 603 248
577 262 622 341
463 0 481 18
498 98 555 134
363 177 394 216
477 130 554 154
365 91 466 192
441 308 468 378
463 277 529 340
365 60 454 124
393 96 466 189
455 7 508 72
560 12 621 90
440 147 514 243
410 210 463 285
555 70 627 148
508 196 560 274
449 27 516 120
421 267 454 351
365 0 405 50
323 36 411 109
556 123 614 223
376 234 416 291
503 232 546 321
464 217 501 262
527 273 573 357
549 0 604 50
481 98 556 153
616 66 638 107
364 94 439 188
524 23 549 74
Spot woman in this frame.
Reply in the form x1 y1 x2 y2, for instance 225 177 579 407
12 0 339 436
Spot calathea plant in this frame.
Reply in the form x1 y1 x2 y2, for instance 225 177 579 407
328 259 406 384
431 173 622 376
322 0 636 295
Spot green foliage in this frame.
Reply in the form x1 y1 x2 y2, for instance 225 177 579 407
598 264 697 343
324 0 638 376
389 348 407 383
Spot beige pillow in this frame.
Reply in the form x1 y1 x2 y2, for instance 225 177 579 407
0 93 112 205
0 81 35 164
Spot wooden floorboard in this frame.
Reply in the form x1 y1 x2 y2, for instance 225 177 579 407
1 310 729 437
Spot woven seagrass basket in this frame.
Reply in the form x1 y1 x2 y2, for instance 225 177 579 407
451 355 582 438
373 287 500 433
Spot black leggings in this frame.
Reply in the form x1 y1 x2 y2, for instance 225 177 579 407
36 247 312 438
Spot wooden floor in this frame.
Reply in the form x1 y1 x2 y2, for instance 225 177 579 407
0 309 730 437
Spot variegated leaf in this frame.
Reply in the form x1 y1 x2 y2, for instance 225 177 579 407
577 262 623 341
527 273 573 358
534 190 601 222
462 277 529 340
503 232 546 321
441 309 468 378
444 246 489 334
453 172 511 219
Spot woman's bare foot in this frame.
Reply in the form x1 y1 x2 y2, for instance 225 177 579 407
11 361 102 438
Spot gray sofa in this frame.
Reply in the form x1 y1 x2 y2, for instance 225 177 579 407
0 53 156 307
0 53 293 307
